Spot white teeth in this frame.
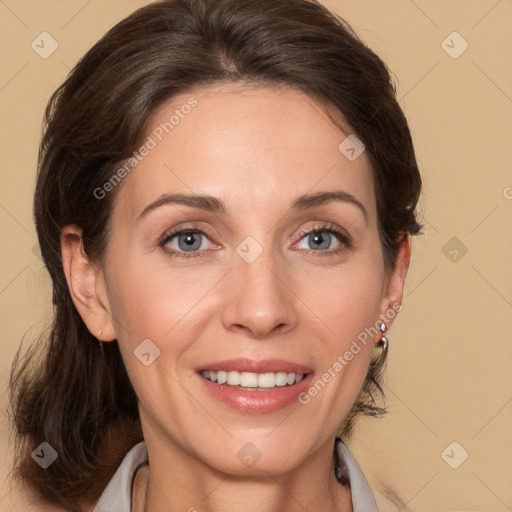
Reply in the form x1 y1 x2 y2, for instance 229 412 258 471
258 372 276 388
201 370 306 388
227 371 240 386
275 372 288 386
240 372 258 387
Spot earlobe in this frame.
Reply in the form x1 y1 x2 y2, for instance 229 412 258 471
60 225 117 341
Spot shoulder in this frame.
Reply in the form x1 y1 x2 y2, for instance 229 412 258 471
93 441 148 511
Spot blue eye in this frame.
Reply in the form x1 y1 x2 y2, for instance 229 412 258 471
160 229 214 257
298 230 338 251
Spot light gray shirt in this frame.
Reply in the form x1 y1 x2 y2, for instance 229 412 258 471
93 440 379 511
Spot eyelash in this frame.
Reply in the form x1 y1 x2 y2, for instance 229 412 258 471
158 223 351 259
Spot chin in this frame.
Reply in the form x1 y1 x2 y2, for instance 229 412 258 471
190 430 317 476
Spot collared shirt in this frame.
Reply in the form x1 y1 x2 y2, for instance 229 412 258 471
93 440 379 511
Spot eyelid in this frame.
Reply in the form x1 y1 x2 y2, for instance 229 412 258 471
294 222 350 241
159 222 216 243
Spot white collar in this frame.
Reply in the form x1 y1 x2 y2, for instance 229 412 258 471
94 440 378 511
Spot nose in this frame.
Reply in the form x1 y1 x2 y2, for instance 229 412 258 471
220 247 298 339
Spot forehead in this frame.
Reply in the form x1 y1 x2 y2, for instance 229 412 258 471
111 83 376 224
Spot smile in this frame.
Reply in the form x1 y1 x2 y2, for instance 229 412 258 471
200 370 305 390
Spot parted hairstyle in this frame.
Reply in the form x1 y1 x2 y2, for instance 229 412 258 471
9 0 423 509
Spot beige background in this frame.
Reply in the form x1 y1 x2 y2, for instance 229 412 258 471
1 0 511 511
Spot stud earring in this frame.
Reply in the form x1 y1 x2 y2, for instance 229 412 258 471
97 329 104 351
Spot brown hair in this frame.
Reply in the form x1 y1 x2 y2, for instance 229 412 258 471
10 0 422 508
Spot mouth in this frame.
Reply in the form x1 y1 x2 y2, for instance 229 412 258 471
195 358 313 413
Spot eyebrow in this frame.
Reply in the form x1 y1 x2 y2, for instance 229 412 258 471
136 190 368 223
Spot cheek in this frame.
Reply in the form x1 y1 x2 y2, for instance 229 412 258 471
300 258 384 342
106 251 202 338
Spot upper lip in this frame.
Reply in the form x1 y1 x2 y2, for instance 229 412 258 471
196 358 313 375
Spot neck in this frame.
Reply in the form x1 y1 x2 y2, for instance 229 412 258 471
133 431 353 512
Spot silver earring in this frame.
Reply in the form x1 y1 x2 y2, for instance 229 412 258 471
97 329 103 337
379 322 388 353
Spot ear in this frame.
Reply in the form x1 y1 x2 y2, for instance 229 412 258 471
377 233 411 335
60 224 117 341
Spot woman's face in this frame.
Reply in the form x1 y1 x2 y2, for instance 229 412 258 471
99 83 407 474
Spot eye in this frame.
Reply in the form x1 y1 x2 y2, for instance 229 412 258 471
294 224 350 255
158 222 350 259
159 227 216 258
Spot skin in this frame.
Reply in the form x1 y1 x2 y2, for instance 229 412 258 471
61 83 410 512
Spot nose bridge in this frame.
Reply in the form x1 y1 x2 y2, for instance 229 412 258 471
220 235 296 337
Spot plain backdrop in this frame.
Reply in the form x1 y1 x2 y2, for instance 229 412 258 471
0 1 511 510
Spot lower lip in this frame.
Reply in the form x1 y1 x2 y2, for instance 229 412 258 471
197 373 314 413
